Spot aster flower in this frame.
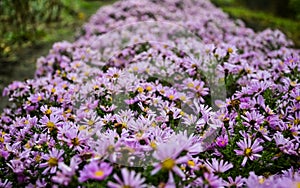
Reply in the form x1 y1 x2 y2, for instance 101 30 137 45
108 168 146 188
0 179 12 188
79 161 113 182
62 125 88 151
52 156 82 186
40 148 64 174
205 158 233 173
242 111 264 129
192 172 224 188
151 142 188 178
39 114 62 132
224 176 245 187
234 136 263 166
215 134 228 148
244 172 267 187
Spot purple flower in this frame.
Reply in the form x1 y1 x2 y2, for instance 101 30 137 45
108 168 146 188
52 156 81 186
40 148 64 174
0 179 12 188
244 172 267 187
224 176 245 187
215 134 228 148
205 158 233 173
79 161 112 182
151 142 188 178
39 114 62 132
234 136 263 166
192 172 224 188
242 111 264 129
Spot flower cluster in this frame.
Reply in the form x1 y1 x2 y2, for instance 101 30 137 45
1 0 300 187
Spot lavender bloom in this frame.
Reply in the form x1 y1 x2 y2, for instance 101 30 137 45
234 137 263 166
224 176 245 187
151 142 188 178
242 111 264 129
205 158 233 173
79 161 112 182
192 172 224 188
40 148 64 174
108 168 146 188
215 135 228 148
52 156 81 186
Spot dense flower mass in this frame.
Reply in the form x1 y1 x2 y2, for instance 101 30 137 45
1 0 300 187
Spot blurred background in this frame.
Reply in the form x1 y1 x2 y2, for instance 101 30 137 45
0 0 299 110
212 0 300 47
0 0 116 110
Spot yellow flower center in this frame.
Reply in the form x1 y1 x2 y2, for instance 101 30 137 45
227 47 233 53
137 87 144 93
107 145 114 153
169 95 175 100
35 155 41 162
187 82 194 88
25 142 31 149
294 182 300 188
79 125 86 131
146 86 152 91
94 85 99 90
187 160 195 167
48 157 58 167
113 73 119 78
88 120 95 126
294 119 300 125
180 96 186 101
45 109 52 115
258 177 265 184
150 141 157 149
244 148 252 156
0 137 4 143
292 131 298 136
94 170 104 177
46 121 56 131
37 96 42 101
162 158 175 170
133 66 138 71
290 81 297 87
71 137 80 146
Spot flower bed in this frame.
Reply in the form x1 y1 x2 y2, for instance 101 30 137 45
1 0 300 187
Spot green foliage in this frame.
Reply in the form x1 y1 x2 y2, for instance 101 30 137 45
289 0 300 19
222 7 300 47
